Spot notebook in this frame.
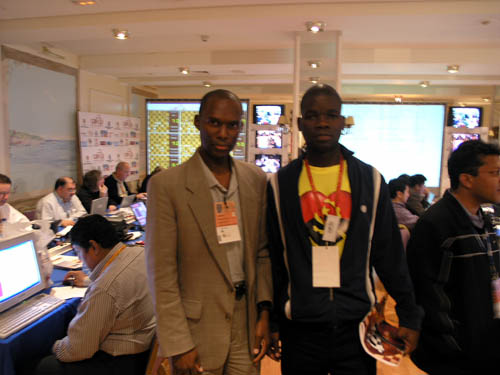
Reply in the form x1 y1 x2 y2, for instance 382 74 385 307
0 232 64 338
90 196 108 216
120 194 136 208
130 201 147 227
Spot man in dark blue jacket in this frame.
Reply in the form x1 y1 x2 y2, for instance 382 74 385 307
267 84 423 375
407 140 500 374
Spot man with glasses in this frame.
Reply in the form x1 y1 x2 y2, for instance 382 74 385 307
407 140 500 374
0 173 29 223
36 176 86 227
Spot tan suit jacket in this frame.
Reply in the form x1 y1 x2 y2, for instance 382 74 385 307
145 152 272 370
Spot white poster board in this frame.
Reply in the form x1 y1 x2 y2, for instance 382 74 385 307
78 112 140 180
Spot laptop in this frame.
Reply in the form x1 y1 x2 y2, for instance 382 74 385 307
90 197 108 216
130 201 147 227
120 194 136 208
0 232 64 339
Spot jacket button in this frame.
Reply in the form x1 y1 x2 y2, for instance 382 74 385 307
225 313 231 322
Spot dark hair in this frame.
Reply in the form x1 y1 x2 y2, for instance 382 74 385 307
54 177 73 190
0 174 12 185
83 170 102 191
448 140 500 190
409 174 427 187
199 89 242 117
300 84 342 116
397 174 410 185
388 178 409 199
69 214 120 251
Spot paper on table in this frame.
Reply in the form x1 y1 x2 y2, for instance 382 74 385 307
51 286 87 299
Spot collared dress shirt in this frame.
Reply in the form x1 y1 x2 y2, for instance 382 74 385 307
35 192 87 222
53 244 156 362
0 203 29 223
197 153 245 284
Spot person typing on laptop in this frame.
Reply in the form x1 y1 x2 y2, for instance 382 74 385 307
35 214 156 375
77 170 117 213
105 162 146 207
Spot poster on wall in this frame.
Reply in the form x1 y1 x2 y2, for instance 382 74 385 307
78 112 140 181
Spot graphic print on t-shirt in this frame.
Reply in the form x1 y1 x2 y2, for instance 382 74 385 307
299 160 351 257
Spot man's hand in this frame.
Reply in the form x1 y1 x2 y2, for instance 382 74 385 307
108 204 117 212
171 348 203 375
397 326 420 355
136 192 147 200
99 184 108 197
151 356 169 375
253 310 270 363
60 219 75 227
63 271 88 287
267 331 281 361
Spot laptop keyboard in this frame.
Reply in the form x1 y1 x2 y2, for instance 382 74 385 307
0 294 65 339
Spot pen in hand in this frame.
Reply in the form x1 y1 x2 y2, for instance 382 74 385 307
68 276 76 288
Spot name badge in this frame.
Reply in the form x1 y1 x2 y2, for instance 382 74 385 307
322 215 340 243
214 201 241 244
312 246 340 288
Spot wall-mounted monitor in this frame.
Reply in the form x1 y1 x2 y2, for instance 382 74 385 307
255 154 282 173
451 133 480 151
256 130 282 149
448 106 482 128
253 104 284 125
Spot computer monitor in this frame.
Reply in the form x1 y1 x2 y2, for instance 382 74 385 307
452 133 480 151
255 154 282 173
0 232 44 313
256 130 282 149
253 104 284 125
130 201 147 227
448 106 482 128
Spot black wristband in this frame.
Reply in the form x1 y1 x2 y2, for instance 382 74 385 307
257 301 272 314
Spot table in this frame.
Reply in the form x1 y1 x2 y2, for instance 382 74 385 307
0 269 81 375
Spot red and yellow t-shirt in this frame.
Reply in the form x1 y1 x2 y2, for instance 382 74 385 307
299 160 351 257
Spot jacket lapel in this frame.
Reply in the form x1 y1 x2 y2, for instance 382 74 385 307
185 154 233 285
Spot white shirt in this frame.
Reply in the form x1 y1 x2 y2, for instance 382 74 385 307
0 203 29 224
35 192 87 222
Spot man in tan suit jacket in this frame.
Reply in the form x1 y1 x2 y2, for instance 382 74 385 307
146 89 273 375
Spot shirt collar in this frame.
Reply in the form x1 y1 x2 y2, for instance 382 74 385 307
89 242 124 282
450 191 484 229
53 191 69 205
196 152 237 195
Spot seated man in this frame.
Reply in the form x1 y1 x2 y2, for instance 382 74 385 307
36 215 156 375
105 162 146 207
77 170 116 213
0 173 29 223
36 177 87 227
406 174 430 216
389 177 419 231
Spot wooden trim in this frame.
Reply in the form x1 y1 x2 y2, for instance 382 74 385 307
132 87 158 98
1 46 77 77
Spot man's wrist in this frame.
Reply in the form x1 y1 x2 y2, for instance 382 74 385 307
257 301 272 315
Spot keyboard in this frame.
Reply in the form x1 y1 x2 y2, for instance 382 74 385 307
0 294 65 339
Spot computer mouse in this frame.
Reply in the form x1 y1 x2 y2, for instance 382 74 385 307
32 223 41 229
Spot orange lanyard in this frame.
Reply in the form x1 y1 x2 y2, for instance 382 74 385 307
101 244 127 273
304 153 344 219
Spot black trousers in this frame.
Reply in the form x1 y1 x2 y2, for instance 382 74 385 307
35 350 150 375
280 319 376 375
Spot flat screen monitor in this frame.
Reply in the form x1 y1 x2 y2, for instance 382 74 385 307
448 107 482 128
255 154 282 173
0 232 43 313
130 201 147 227
256 130 282 149
253 105 284 125
452 133 480 151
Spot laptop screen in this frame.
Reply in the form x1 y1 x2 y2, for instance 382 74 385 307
0 233 43 312
130 201 147 226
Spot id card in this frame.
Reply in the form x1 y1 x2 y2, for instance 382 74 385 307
312 246 340 287
214 201 241 244
322 215 340 243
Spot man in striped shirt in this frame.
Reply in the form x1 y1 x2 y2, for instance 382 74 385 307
36 215 156 375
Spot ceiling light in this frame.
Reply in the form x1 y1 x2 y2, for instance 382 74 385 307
394 96 402 103
306 21 326 34
179 67 190 75
447 65 459 74
72 0 96 5
112 29 129 40
482 97 490 102
419 81 429 88
309 77 320 84
308 60 321 69
203 81 212 88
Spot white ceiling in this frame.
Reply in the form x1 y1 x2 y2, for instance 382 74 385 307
1 0 499 95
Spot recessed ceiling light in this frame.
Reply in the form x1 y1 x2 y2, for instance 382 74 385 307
203 81 212 88
394 96 402 103
308 60 321 69
447 65 459 74
112 29 129 40
309 77 319 84
72 0 96 5
419 81 429 88
306 21 326 34
482 97 490 102
179 67 190 75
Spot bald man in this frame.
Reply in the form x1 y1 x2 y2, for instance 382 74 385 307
105 162 146 207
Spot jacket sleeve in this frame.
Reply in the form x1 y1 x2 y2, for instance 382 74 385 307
145 174 195 357
370 176 424 330
256 175 273 305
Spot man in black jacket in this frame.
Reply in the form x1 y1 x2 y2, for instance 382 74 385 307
105 162 146 206
267 84 422 375
407 140 500 374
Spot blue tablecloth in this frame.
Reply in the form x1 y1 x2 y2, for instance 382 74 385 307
0 269 81 375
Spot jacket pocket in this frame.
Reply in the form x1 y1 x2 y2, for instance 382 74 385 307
182 299 202 320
